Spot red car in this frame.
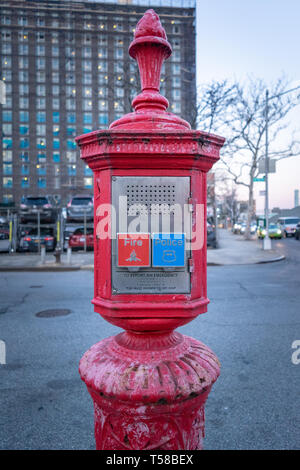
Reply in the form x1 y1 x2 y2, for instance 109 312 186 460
68 227 94 250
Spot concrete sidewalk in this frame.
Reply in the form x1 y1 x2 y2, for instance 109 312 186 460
208 228 285 265
0 229 284 271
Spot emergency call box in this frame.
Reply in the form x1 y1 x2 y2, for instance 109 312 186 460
112 176 191 294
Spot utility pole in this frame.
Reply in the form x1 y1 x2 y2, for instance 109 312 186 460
263 89 272 250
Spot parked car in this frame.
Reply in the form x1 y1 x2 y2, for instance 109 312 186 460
295 222 300 240
207 221 217 248
277 217 300 237
232 221 242 234
0 220 10 252
66 195 93 222
19 227 56 252
257 223 283 239
20 195 58 223
68 227 94 251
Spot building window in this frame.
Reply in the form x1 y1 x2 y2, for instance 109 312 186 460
83 99 93 111
53 139 60 149
67 140 76 150
2 43 11 54
19 57 28 69
83 46 92 58
37 165 46 176
2 70 12 82
2 194 13 205
19 125 29 135
21 164 29 175
19 84 29 95
3 164 12 176
52 46 59 57
37 57 45 69
53 153 60 163
36 44 45 56
3 111 12 122
98 47 107 58
37 138 46 149
3 123 12 135
83 113 92 124
51 32 59 43
38 178 46 188
52 59 59 70
52 72 59 83
21 177 29 188
20 111 29 122
67 113 76 124
84 177 93 188
67 127 75 137
1 29 11 41
37 124 46 135
52 98 60 110
3 150 13 162
3 137 12 149
37 17 45 27
19 44 29 55
19 71 28 82
37 112 46 123
37 153 46 163
20 152 29 162
37 32 45 42
37 71 45 82
37 85 46 96
83 60 92 72
18 16 28 26
84 166 93 176
36 98 45 109
68 165 76 176
20 138 29 148
66 99 76 110
66 151 76 163
3 177 13 188
53 125 60 136
18 28 28 40
66 73 75 84
52 85 60 96
2 57 11 68
99 100 108 111
1 16 11 25
53 112 60 123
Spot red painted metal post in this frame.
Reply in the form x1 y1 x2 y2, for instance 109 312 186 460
76 9 225 450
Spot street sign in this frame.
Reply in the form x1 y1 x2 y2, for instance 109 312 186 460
258 159 276 174
117 233 150 267
253 177 265 182
152 233 185 267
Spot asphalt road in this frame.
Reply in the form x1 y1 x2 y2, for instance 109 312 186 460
0 237 299 450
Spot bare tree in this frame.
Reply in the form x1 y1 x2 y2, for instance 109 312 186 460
197 77 300 239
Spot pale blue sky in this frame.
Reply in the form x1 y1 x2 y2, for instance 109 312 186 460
196 0 300 210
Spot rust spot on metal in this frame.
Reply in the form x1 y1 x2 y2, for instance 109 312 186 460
157 398 167 405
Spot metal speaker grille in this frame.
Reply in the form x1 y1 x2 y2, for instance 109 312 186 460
127 184 176 215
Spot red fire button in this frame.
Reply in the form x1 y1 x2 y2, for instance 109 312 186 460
117 233 151 267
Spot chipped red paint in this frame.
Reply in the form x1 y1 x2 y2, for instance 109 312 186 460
76 9 225 450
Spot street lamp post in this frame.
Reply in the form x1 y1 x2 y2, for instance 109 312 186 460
263 83 300 250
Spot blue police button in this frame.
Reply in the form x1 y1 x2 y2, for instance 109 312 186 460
152 233 185 267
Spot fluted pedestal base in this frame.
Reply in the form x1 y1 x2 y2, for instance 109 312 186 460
79 331 220 450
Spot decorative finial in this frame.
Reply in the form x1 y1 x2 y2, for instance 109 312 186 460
110 10 190 130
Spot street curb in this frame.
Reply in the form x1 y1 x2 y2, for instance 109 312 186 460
0 255 285 271
207 254 285 266
0 265 81 272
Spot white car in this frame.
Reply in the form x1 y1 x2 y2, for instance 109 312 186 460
278 217 300 237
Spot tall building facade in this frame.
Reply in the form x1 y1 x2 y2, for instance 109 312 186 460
0 0 196 206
